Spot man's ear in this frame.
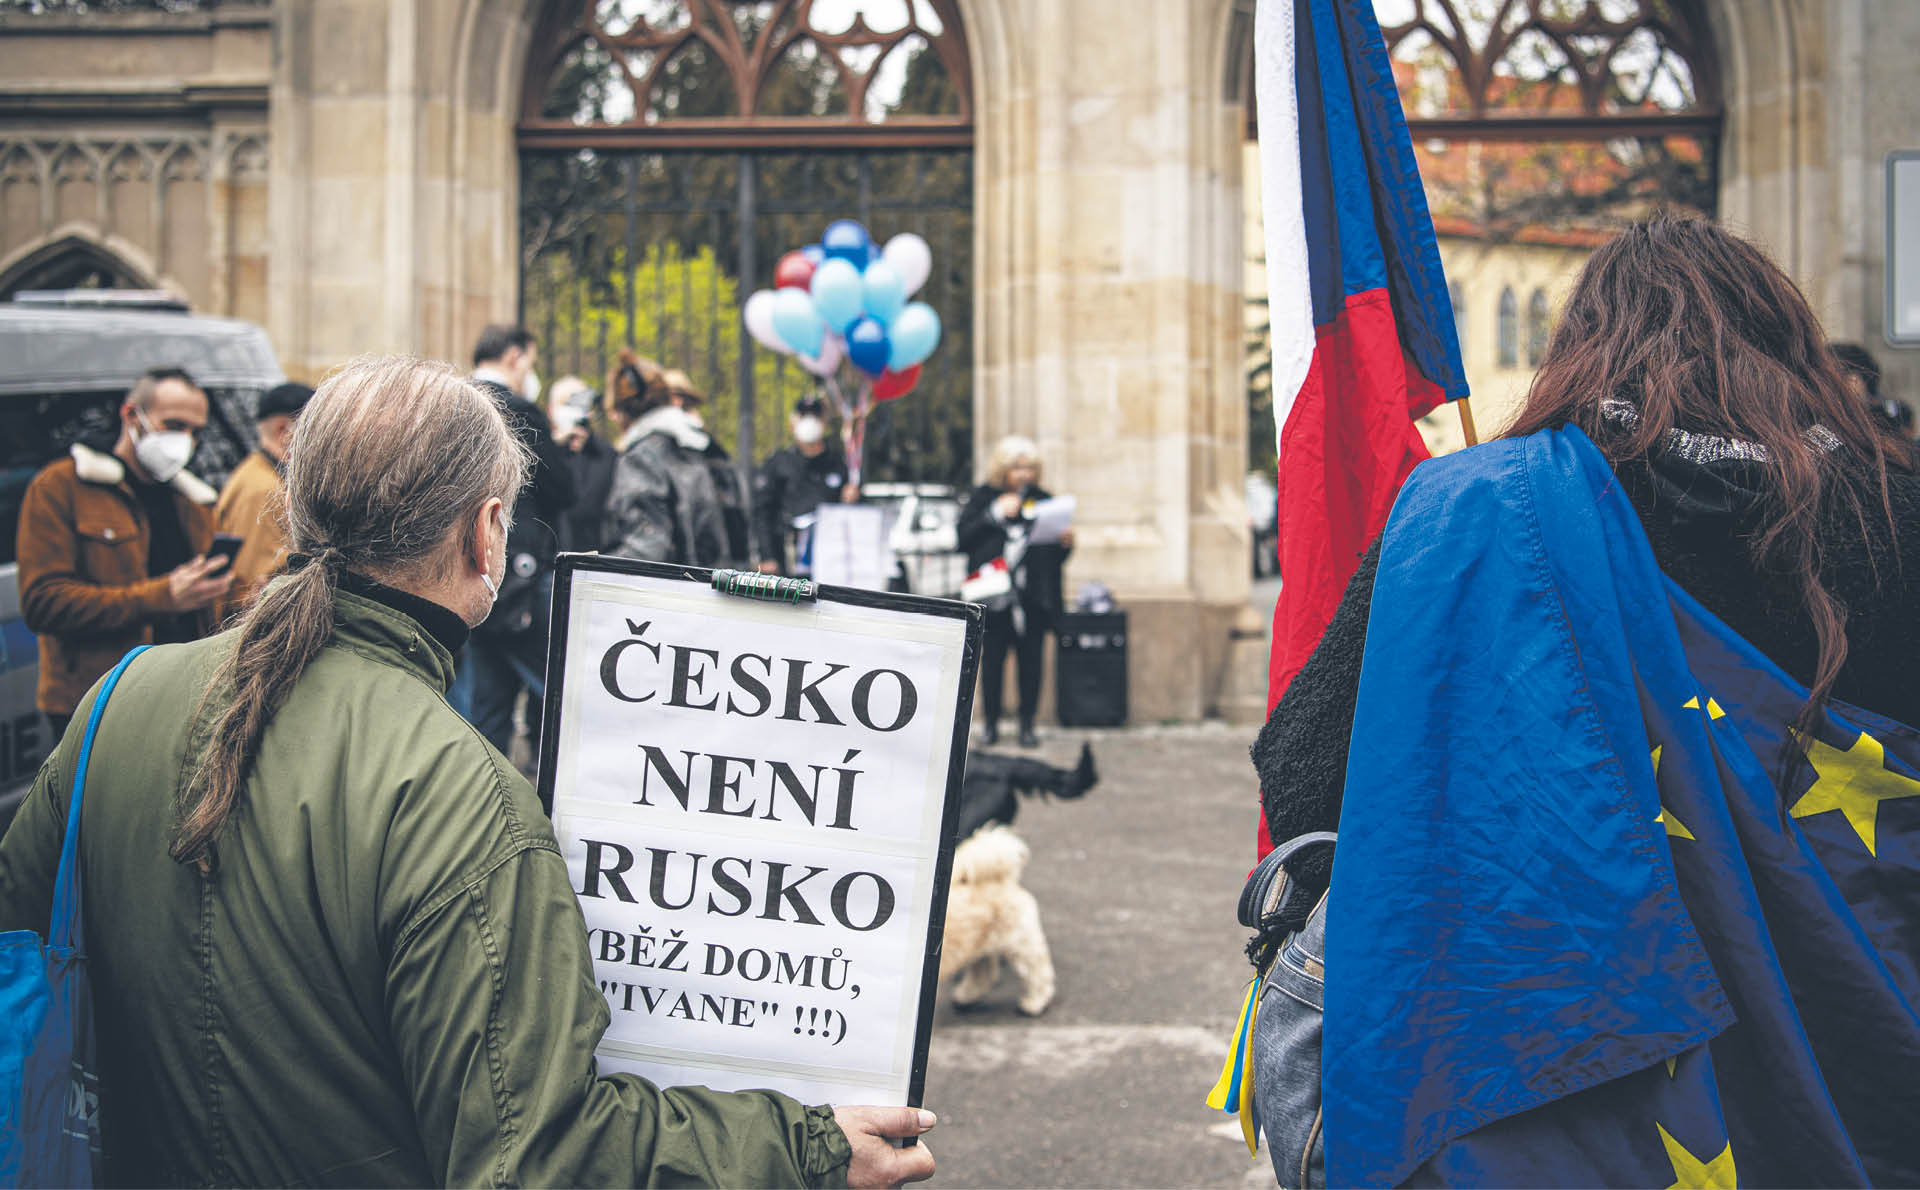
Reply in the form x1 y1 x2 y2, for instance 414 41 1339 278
470 498 502 576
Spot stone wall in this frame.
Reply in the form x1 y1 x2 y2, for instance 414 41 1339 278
965 0 1254 722
1714 0 1918 401
268 0 526 381
0 4 271 319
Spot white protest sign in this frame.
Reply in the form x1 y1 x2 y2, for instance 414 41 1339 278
809 503 895 590
541 558 979 1108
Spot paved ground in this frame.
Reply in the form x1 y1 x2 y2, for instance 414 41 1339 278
921 720 1274 1189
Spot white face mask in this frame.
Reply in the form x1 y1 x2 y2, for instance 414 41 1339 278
793 415 825 446
132 408 195 483
522 369 542 404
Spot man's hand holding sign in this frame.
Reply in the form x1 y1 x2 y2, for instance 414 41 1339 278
539 558 981 1187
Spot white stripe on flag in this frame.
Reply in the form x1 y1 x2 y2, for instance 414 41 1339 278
1256 0 1314 465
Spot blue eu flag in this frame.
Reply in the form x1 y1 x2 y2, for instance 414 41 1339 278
1323 428 1920 1187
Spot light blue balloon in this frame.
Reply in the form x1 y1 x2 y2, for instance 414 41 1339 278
810 257 865 332
801 243 826 265
887 302 942 369
861 260 907 324
771 287 825 357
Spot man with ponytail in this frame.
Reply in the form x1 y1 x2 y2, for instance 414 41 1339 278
0 356 935 1187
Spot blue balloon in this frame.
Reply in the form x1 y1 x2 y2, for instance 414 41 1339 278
771 287 825 357
846 316 892 378
809 257 865 332
867 242 884 265
801 243 826 265
822 219 871 265
887 302 942 369
861 260 908 325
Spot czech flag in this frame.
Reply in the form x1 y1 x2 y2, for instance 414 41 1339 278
1254 0 1469 856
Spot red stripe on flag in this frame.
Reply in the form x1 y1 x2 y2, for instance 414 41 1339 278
1257 288 1440 858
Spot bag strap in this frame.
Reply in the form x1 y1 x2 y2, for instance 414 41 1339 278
48 645 152 951
1237 830 1337 929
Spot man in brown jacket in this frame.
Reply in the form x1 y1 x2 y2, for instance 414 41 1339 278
16 366 233 736
214 381 313 615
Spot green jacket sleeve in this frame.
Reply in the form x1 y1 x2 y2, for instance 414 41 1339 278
384 844 853 1188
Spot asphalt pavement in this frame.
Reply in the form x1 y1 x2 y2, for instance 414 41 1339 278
921 720 1273 1189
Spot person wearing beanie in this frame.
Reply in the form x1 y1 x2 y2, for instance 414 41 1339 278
214 381 315 616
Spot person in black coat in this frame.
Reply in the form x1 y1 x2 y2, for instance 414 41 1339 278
454 325 575 761
958 435 1074 747
1252 218 1920 935
548 375 618 554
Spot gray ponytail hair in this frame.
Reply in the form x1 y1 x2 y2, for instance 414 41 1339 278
173 355 531 873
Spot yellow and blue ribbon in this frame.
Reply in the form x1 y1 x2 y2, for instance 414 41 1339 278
1206 977 1261 1155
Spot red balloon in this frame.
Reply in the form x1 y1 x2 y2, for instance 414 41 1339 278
873 364 922 401
774 251 816 290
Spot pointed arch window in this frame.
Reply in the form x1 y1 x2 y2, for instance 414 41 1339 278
1526 287 1550 366
521 0 972 149
1497 287 1518 368
0 236 151 301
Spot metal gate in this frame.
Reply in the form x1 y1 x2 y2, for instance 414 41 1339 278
518 147 973 491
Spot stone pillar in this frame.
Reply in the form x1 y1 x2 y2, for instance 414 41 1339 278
970 0 1251 723
1713 0 1919 401
268 0 526 381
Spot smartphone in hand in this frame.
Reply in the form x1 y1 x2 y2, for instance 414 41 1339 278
206 533 245 572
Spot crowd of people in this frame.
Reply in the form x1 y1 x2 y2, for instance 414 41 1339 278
6 217 1916 1185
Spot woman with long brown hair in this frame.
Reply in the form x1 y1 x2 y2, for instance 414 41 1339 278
0 356 934 1187
1245 218 1920 1186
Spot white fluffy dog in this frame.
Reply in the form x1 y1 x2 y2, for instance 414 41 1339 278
938 826 1056 1016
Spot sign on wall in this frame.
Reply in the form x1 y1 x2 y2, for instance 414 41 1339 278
1890 151 1920 346
537 557 982 1108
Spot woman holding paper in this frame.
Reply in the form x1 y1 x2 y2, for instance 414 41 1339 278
959 435 1074 747
0 356 935 1188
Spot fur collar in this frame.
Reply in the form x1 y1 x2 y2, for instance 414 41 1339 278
70 442 218 506
620 404 710 453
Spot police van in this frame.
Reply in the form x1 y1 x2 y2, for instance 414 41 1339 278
0 291 282 831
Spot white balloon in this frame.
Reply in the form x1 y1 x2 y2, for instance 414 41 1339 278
882 233 933 296
799 333 844 378
743 289 792 354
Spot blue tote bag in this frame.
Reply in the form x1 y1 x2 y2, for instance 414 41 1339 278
0 645 150 1187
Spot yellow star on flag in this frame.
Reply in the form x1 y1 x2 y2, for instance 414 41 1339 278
1683 695 1728 720
1657 1123 1736 1189
1655 804 1696 841
1789 729 1920 857
1648 748 1697 839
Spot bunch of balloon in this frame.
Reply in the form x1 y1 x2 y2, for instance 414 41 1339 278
741 219 943 484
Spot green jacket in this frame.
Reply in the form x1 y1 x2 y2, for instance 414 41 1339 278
0 585 853 1187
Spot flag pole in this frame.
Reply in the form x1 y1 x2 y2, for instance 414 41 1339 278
1456 395 1480 447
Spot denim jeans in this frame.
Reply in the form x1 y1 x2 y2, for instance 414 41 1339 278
1253 890 1328 1189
